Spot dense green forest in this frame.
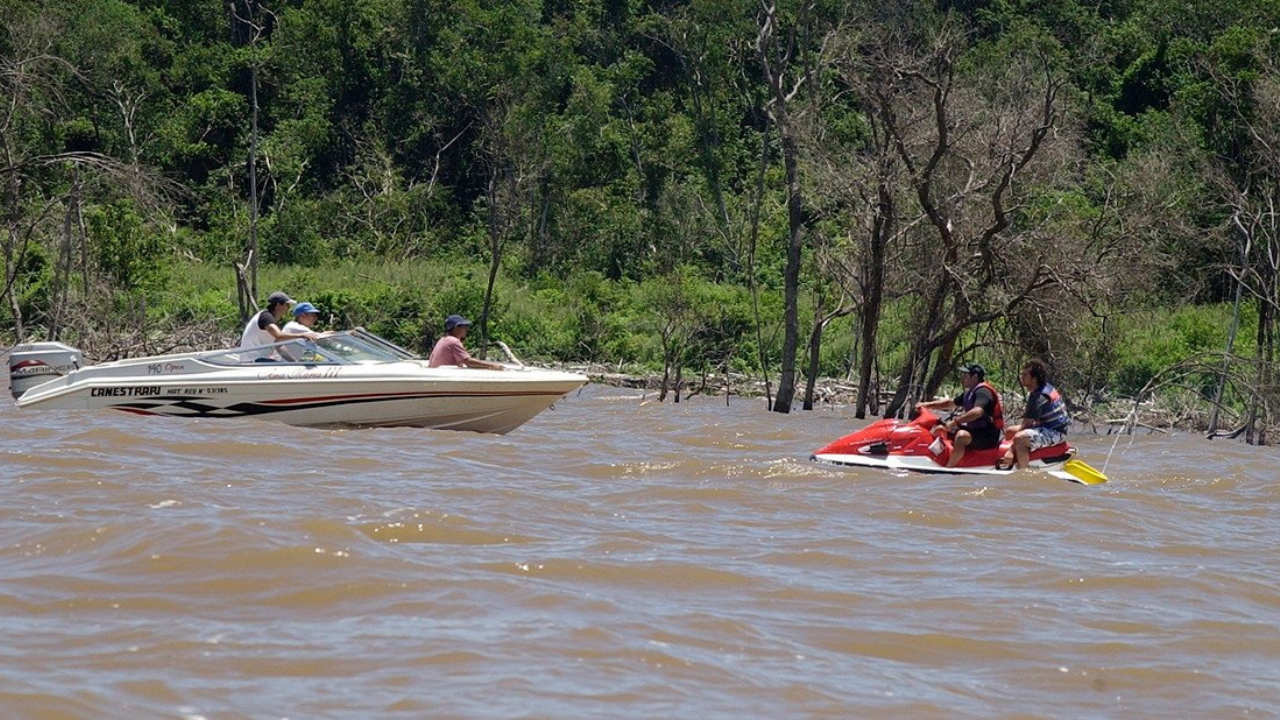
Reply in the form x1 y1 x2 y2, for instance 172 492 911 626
3 0 1280 438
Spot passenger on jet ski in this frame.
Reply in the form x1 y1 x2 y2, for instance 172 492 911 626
1000 358 1071 470
914 363 1004 468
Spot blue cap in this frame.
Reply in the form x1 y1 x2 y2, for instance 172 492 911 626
292 302 319 316
444 314 472 331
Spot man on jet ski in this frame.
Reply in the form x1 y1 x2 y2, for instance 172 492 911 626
914 363 1004 468
999 357 1071 470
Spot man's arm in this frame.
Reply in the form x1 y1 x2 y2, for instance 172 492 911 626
462 356 506 371
1020 393 1048 428
916 397 956 412
265 323 320 342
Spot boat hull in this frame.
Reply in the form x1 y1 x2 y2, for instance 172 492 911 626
15 349 587 434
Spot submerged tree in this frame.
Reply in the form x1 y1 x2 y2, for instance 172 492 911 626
755 0 841 413
1202 37 1280 444
230 0 273 320
853 18 1074 416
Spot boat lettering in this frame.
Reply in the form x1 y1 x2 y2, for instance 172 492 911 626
90 386 163 397
256 368 342 381
176 387 228 395
11 363 76 376
147 362 187 375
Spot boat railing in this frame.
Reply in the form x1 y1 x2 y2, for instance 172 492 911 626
493 341 526 370
202 330 408 366
204 330 531 369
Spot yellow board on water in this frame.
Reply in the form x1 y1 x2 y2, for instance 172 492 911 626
1064 459 1107 485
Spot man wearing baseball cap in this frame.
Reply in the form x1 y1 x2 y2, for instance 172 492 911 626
238 290 321 353
428 314 505 370
283 301 322 335
914 362 1004 467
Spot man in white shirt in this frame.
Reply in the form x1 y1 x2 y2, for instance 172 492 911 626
239 291 320 354
283 301 321 334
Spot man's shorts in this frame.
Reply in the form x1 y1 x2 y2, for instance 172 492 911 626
964 425 1002 450
1024 426 1067 451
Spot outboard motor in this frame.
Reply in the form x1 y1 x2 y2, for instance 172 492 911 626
8 342 81 400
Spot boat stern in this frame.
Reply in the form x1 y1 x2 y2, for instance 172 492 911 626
9 342 82 401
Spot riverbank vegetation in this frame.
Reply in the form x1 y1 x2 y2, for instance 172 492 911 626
3 0 1279 442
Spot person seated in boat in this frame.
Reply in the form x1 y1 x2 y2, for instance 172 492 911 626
239 291 321 358
914 363 1004 467
283 301 322 335
999 358 1071 470
277 301 329 361
428 315 505 370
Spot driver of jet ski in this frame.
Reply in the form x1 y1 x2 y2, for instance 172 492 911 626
914 363 1004 468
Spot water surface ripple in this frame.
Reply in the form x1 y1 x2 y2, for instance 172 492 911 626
1 385 1278 717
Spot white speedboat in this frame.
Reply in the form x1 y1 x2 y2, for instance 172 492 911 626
9 330 587 434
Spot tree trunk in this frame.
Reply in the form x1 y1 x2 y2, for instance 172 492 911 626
748 116 773 410
52 170 79 341
771 122 804 414
883 276 951 416
856 174 890 419
3 169 26 342
480 169 502 357
246 51 260 312
674 360 683 404
233 0 263 321
1209 224 1248 435
1257 260 1277 445
659 336 672 403
803 317 825 411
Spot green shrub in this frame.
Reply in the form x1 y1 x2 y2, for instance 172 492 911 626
1110 304 1249 395
87 201 170 293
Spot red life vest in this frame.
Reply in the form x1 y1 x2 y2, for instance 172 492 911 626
962 380 1005 431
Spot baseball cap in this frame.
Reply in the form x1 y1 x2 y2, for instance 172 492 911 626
959 363 986 377
292 302 319 316
266 291 294 307
444 314 472 331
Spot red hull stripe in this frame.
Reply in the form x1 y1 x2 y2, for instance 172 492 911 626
115 407 162 416
258 390 564 406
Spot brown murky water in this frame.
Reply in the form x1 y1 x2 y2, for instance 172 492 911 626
1 384 1277 717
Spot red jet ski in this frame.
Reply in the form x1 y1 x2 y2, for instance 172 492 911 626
811 408 1080 478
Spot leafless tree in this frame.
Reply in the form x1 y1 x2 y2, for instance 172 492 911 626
475 97 548 356
1199 49 1280 444
848 21 1074 416
756 0 843 413
653 15 780 407
828 23 937 418
229 0 274 321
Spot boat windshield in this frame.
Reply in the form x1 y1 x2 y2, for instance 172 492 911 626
201 330 419 366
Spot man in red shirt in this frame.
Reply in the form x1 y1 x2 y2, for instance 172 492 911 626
428 315 506 370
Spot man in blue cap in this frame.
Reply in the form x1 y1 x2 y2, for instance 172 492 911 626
428 314 505 370
283 301 322 335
